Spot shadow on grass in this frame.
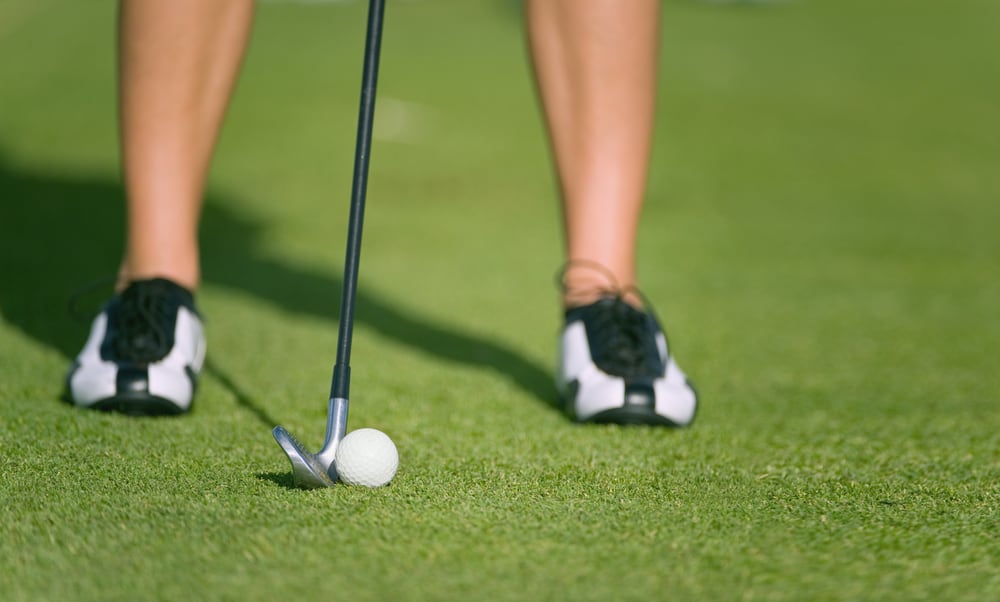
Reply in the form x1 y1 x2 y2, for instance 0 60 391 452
203 357 282 427
256 471 297 490
0 157 557 425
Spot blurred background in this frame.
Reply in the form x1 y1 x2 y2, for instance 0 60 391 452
2 0 996 407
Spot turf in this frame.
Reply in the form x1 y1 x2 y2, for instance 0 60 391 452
1 1 998 600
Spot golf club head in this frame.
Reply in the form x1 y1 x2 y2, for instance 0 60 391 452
272 425 338 489
273 396 349 489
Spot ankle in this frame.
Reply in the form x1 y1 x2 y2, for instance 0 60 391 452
558 259 642 310
117 265 198 294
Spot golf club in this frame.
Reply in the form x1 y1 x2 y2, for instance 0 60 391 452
272 0 386 489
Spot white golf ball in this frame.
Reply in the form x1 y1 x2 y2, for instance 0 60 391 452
335 428 399 487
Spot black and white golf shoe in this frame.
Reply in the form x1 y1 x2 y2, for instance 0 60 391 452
557 296 697 426
66 278 206 416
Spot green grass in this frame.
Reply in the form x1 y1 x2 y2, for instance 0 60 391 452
1 0 998 600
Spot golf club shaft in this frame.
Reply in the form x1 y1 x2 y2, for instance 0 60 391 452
331 0 386 402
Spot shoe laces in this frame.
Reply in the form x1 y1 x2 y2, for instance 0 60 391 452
588 296 660 376
558 260 665 377
113 279 184 363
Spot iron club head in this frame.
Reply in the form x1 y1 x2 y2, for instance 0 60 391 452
273 396 349 489
272 426 337 488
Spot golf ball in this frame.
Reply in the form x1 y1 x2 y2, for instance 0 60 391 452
335 428 399 487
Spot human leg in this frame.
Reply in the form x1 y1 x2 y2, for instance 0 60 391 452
117 0 255 290
67 0 254 414
526 0 697 426
525 0 659 307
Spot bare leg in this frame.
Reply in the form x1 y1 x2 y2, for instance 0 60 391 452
117 0 255 291
525 0 660 307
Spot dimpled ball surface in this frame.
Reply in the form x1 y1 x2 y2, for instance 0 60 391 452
335 428 399 487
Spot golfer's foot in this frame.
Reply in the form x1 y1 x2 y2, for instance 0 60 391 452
557 295 697 426
66 278 206 416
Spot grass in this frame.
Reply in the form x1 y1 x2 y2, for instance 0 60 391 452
1 0 998 600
